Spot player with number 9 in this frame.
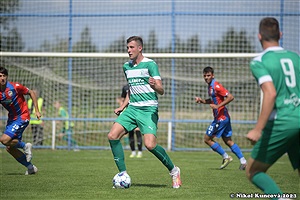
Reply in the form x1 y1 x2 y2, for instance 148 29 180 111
246 17 300 197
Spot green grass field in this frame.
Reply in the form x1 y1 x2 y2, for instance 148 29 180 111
0 149 298 200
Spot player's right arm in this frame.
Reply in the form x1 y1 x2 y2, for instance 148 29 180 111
247 81 276 144
195 97 212 104
247 58 277 144
114 89 130 116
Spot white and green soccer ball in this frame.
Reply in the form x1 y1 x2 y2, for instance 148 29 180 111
112 172 131 189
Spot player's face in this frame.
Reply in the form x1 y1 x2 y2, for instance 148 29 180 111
0 73 8 87
203 72 214 84
127 41 142 61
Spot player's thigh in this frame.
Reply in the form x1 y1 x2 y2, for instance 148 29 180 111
251 127 297 165
205 121 218 137
219 118 232 137
2 120 29 142
206 119 231 138
108 122 127 140
136 108 158 135
115 106 138 133
0 134 11 144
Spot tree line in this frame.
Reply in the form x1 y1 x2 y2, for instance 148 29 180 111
1 1 255 53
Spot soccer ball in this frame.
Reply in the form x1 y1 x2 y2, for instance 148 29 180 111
112 172 131 189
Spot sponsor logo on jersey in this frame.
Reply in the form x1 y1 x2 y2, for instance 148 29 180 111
129 78 145 86
8 91 13 97
284 93 300 107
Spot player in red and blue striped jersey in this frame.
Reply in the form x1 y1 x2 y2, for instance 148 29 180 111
195 66 247 170
0 66 41 175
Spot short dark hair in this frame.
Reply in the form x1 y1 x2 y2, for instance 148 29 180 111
259 17 280 42
0 67 8 76
127 36 143 47
203 66 214 74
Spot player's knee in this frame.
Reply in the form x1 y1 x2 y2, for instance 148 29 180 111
0 139 9 146
204 139 209 145
226 141 234 147
145 144 155 151
246 166 261 182
108 131 124 140
204 136 212 145
107 132 116 140
144 141 156 150
0 134 12 146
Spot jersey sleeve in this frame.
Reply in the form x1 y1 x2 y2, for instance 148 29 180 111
214 81 228 97
148 61 161 80
250 60 273 85
14 82 29 95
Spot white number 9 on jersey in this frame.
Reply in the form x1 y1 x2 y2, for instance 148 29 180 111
280 58 296 87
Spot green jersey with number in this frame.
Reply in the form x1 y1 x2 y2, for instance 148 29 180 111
123 57 161 107
250 46 300 129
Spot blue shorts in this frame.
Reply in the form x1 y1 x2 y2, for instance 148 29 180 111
206 118 232 138
5 119 29 141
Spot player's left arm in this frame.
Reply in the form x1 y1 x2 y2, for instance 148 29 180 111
219 93 234 107
148 61 164 95
28 89 42 120
210 84 234 109
149 77 164 95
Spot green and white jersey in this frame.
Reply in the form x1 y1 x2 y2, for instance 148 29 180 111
250 46 300 129
123 57 161 107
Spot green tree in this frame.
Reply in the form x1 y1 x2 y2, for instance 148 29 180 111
145 30 158 53
4 27 24 51
163 34 185 53
52 36 69 52
163 34 201 53
205 27 254 53
39 40 52 52
105 35 126 53
0 0 24 51
0 0 19 29
186 34 201 53
73 26 97 52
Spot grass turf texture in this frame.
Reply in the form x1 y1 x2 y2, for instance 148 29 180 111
0 149 298 200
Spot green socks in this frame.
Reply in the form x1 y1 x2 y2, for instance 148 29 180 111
109 140 126 172
149 145 174 171
109 140 174 172
252 172 283 197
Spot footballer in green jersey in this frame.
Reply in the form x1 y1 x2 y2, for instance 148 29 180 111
246 17 299 198
108 36 182 189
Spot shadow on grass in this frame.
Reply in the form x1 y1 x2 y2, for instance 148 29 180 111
5 173 24 175
131 183 168 188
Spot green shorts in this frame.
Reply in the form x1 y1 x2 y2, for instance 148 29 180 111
251 122 300 170
115 105 158 135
